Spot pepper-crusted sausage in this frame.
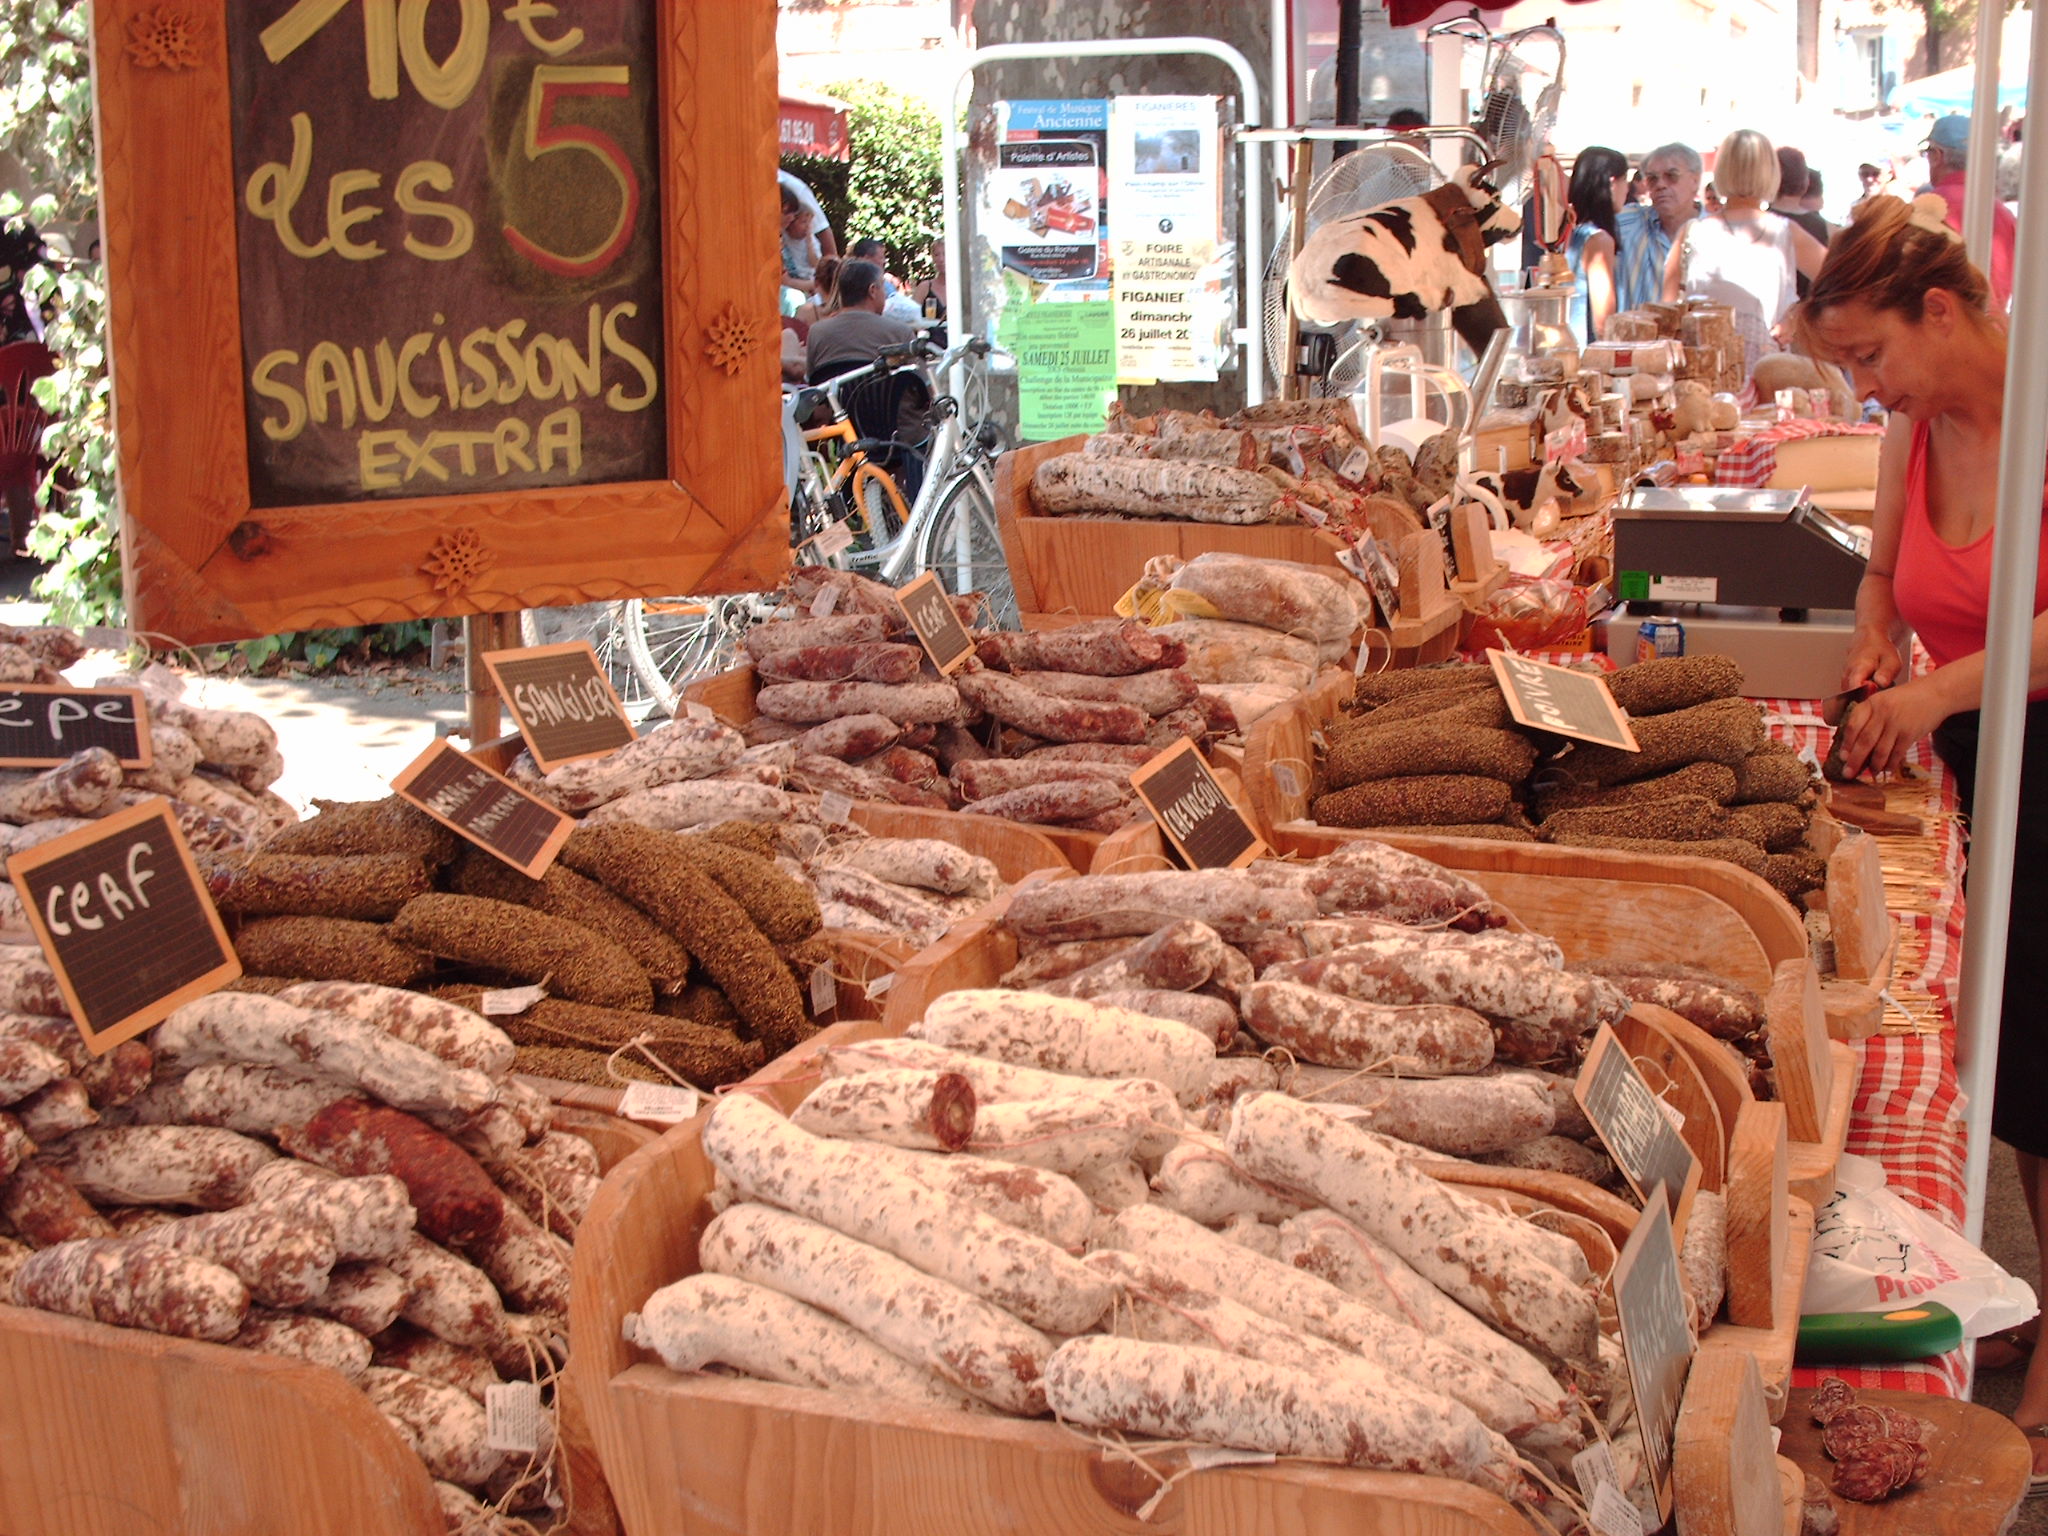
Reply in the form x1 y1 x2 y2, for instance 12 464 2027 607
232 917 430 987
1311 775 1516 829
558 823 807 1053
199 852 432 921
389 894 653 1012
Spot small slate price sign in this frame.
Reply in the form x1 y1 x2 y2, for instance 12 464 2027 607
1487 649 1639 751
895 571 976 675
1131 739 1266 870
481 642 637 773
1612 1198 1695 1529
392 739 574 879
1576 1023 1701 1234
0 684 153 769
7 797 240 1056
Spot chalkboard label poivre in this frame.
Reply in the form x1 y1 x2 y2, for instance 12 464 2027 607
392 739 573 879
1487 649 1639 751
1612 1198 1696 1529
8 798 241 1056
1576 1023 1702 1234
1131 739 1266 870
481 642 636 772
0 684 153 770
895 572 977 675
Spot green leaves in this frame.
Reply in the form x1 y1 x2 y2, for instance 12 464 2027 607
4 0 115 625
823 79 942 282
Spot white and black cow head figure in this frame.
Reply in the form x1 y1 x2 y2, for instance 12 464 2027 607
1289 161 1523 357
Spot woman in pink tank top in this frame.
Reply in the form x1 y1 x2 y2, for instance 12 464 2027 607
1801 193 2048 1486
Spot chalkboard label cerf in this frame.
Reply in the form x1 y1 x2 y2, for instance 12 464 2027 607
1612 1198 1696 1529
0 684 153 770
1131 739 1266 870
1576 1023 1702 1236
481 642 636 772
392 739 573 879
1486 649 1639 751
7 798 241 1056
895 572 976 675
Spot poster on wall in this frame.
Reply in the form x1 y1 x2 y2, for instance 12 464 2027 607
990 101 1109 284
1005 300 1116 440
1107 96 1231 383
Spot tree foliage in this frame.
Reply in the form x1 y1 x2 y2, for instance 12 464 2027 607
824 79 942 280
0 0 118 625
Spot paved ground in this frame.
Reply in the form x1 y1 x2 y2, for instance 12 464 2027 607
0 559 468 814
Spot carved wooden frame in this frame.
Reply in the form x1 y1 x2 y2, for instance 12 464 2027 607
93 0 788 646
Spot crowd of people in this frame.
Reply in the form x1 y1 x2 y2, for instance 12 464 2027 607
1546 113 2021 367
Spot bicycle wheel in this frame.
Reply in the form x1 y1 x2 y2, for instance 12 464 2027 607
622 595 759 715
914 474 1017 629
517 603 644 706
851 462 909 547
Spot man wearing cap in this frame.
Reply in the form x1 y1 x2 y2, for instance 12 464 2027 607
1921 113 2016 309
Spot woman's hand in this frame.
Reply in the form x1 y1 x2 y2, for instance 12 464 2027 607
1841 622 1904 693
1836 675 1953 779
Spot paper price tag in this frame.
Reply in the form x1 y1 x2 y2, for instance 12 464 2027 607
1571 1443 1620 1500
813 520 856 558
1589 1480 1649 1536
619 1082 700 1124
864 971 895 999
1338 446 1375 485
1272 762 1302 798
684 701 714 723
810 585 841 618
1657 1098 1686 1133
485 1381 545 1454
819 791 854 826
480 985 546 1017
809 962 837 1016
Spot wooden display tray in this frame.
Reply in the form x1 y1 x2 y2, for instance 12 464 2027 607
1776 1385 2033 1533
683 662 1118 871
680 663 1272 876
573 889 1672 1536
1240 697 1810 996
0 1109 652 1536
995 434 1360 624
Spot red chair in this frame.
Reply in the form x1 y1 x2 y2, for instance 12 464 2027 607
0 341 55 553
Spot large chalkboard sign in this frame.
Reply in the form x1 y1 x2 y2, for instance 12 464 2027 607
95 0 788 646
226 5 666 507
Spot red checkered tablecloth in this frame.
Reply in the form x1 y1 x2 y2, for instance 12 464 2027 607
1713 420 1886 490
1758 698 1974 1399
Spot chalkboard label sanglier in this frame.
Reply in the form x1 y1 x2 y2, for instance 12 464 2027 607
482 641 636 772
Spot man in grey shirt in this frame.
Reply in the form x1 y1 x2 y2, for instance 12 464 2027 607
806 260 928 497
806 260 915 381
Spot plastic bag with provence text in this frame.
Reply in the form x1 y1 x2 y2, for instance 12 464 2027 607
1801 1152 2038 1338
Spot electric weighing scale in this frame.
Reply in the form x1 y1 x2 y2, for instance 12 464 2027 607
1602 485 1871 698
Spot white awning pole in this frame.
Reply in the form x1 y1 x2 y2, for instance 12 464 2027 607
1961 0 2003 273
1954 12 2048 1251
940 38 1266 407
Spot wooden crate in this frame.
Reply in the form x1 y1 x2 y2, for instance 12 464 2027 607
571 887 1600 1536
0 1107 650 1536
681 663 1112 872
1242 698 1809 996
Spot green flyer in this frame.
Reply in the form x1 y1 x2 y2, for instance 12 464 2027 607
1005 301 1117 441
